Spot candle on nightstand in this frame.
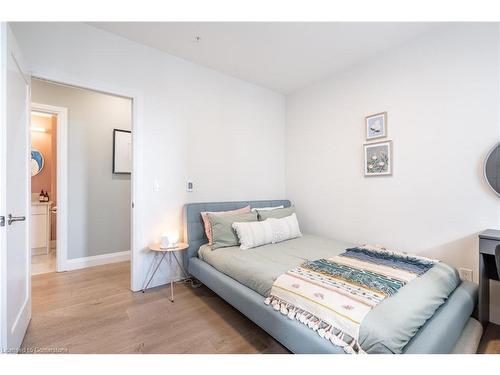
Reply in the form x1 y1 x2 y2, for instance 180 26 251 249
160 230 179 249
168 231 179 247
160 234 170 249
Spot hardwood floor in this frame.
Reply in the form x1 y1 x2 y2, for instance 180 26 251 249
31 247 56 276
22 260 500 354
478 323 500 354
22 261 288 354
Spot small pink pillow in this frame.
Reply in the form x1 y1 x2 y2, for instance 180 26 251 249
201 205 251 245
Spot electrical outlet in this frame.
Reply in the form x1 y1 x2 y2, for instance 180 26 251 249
459 268 473 282
153 180 160 192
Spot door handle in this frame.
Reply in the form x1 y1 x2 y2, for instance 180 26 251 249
8 214 26 225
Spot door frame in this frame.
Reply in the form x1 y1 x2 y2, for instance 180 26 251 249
0 22 7 350
31 103 68 273
30 74 143 292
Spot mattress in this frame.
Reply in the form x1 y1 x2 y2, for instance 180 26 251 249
199 234 351 296
198 234 462 353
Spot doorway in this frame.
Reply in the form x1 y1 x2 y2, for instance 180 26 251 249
30 110 58 275
31 78 134 277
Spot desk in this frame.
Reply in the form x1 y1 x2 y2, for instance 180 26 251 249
479 229 500 327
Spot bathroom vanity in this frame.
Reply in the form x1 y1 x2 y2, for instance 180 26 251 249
31 201 52 255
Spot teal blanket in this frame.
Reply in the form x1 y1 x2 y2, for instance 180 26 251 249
199 235 460 353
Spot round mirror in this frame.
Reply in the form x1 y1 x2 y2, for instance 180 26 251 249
31 149 44 177
485 142 500 196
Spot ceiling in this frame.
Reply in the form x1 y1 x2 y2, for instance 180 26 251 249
89 22 441 94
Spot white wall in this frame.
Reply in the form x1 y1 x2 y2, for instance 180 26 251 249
286 24 500 323
12 22 286 290
32 79 132 259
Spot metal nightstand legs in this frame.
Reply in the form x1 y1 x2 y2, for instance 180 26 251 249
142 252 167 292
142 251 189 303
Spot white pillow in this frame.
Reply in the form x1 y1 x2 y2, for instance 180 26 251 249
232 220 274 250
232 213 302 250
250 205 284 212
268 213 302 243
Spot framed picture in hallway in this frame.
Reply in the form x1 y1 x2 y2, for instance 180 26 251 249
113 129 132 174
365 112 387 140
364 140 392 176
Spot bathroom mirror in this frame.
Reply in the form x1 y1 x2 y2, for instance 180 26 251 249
485 142 500 196
31 149 44 177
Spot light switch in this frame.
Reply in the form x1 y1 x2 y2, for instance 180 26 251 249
187 181 194 192
153 180 160 192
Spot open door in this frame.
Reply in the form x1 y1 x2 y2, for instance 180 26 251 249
0 23 31 352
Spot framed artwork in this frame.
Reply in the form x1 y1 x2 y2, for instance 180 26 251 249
365 112 387 140
31 149 44 177
364 140 392 177
113 129 132 174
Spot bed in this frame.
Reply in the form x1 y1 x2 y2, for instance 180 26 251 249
183 200 483 354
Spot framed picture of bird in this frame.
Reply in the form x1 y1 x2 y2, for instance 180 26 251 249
365 112 387 141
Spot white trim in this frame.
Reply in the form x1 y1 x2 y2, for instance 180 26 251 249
31 102 68 273
0 22 8 350
30 71 143 292
23 67 31 351
64 251 131 271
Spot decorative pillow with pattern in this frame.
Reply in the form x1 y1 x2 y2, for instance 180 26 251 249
232 213 302 250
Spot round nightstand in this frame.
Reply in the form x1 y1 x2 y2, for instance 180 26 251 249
142 242 189 302
148 242 188 253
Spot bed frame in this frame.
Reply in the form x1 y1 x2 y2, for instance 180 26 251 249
183 200 482 354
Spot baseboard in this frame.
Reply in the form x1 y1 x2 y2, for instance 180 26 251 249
64 250 131 271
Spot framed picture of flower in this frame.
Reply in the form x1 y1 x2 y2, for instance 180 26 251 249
364 140 392 176
365 112 387 140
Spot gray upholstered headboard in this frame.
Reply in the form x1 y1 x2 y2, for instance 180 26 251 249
183 200 291 267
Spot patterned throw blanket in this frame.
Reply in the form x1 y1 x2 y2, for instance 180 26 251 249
264 245 438 354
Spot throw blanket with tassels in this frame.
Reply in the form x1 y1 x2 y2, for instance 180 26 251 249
264 245 438 354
